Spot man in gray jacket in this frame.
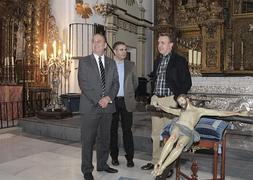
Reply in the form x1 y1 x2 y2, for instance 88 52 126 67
78 34 119 180
110 41 138 168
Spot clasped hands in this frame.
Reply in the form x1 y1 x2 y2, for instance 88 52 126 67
98 96 111 108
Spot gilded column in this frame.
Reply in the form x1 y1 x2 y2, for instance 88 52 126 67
24 2 33 66
34 0 42 65
33 0 42 84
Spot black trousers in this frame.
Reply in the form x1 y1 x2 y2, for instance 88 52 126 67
110 97 134 161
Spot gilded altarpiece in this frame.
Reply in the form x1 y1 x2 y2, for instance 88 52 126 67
0 0 58 86
0 0 59 116
154 0 253 75
224 0 253 74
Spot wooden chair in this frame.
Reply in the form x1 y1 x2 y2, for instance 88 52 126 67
162 117 229 180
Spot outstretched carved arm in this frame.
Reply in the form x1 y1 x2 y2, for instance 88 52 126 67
198 107 250 118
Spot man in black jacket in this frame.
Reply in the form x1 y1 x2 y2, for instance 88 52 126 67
141 33 192 177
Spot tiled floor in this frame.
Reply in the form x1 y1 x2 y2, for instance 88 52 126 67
0 128 252 180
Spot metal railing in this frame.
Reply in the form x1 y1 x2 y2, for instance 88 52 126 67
0 101 22 129
0 88 51 129
24 88 51 117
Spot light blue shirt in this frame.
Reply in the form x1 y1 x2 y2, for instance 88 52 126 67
116 62 124 97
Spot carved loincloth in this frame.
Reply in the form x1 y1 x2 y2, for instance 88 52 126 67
169 118 200 151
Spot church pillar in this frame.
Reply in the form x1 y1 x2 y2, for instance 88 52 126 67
136 27 146 77
105 15 118 58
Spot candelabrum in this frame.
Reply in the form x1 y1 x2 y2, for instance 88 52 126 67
39 42 72 112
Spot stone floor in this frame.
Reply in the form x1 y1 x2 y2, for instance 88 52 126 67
0 127 252 180
4 101 253 180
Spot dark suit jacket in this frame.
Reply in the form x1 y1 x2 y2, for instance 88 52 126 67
123 60 138 112
78 54 119 114
152 51 192 98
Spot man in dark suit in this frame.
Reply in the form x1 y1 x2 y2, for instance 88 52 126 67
141 33 192 177
110 41 138 168
78 33 119 180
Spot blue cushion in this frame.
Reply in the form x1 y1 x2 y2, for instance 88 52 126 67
162 117 229 141
196 117 229 140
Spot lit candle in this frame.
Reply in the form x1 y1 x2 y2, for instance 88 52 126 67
231 41 234 56
188 49 193 64
63 43 66 60
193 50 197 65
66 53 69 65
53 41 57 58
197 51 201 65
241 40 243 58
11 22 14 58
6 57 9 66
4 57 6 66
11 57 14 65
58 48 61 57
43 43 47 61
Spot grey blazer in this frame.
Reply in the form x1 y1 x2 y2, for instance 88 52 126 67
123 60 138 112
78 54 119 114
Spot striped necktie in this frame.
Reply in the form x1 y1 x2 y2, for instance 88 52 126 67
98 56 105 96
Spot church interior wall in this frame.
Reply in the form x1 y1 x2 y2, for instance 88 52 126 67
2 0 253 113
49 0 153 93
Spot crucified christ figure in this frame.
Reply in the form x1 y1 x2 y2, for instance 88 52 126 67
150 94 249 177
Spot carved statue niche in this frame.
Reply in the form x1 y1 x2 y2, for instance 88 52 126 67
209 1 223 19
157 0 173 25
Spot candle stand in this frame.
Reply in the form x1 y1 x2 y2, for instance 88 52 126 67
37 41 72 119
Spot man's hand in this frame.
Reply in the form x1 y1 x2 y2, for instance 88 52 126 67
151 95 159 107
98 96 111 108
